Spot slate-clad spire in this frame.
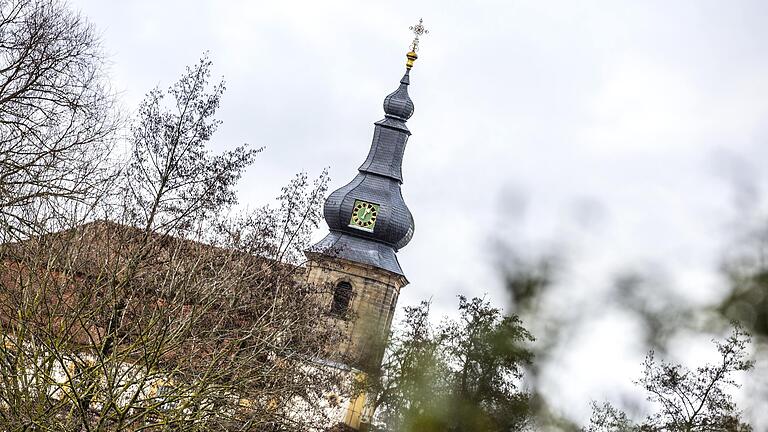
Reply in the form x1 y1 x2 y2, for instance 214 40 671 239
309 27 427 277
382 71 414 121
357 70 413 183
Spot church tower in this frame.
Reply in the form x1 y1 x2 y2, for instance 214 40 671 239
306 22 426 378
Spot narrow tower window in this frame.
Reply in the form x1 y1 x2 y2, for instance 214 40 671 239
330 281 353 317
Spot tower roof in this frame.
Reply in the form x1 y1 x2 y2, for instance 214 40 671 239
382 71 414 121
309 22 427 276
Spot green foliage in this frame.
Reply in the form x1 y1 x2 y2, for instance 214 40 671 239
371 296 534 432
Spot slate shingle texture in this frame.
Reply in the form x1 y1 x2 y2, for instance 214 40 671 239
311 69 417 277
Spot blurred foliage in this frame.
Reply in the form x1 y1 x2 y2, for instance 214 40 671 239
501 251 557 316
610 271 693 354
496 249 581 431
720 265 768 339
368 296 534 432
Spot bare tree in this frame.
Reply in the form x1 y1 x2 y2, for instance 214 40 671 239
0 50 344 430
586 324 754 432
0 0 118 239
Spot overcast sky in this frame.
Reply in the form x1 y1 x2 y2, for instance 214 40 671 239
69 0 768 425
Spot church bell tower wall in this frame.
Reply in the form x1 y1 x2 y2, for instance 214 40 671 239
306 256 407 372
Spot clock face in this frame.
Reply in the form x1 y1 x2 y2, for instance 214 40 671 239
349 200 379 231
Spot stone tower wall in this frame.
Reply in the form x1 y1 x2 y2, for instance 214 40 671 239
306 256 406 372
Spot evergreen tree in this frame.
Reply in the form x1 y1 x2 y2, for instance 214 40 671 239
370 296 534 431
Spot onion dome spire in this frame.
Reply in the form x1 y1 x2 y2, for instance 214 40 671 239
309 20 428 277
382 71 414 121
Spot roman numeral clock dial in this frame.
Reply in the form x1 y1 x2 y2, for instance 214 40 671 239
349 200 379 232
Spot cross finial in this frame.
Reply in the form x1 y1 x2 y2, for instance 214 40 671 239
408 18 429 53
406 18 428 70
